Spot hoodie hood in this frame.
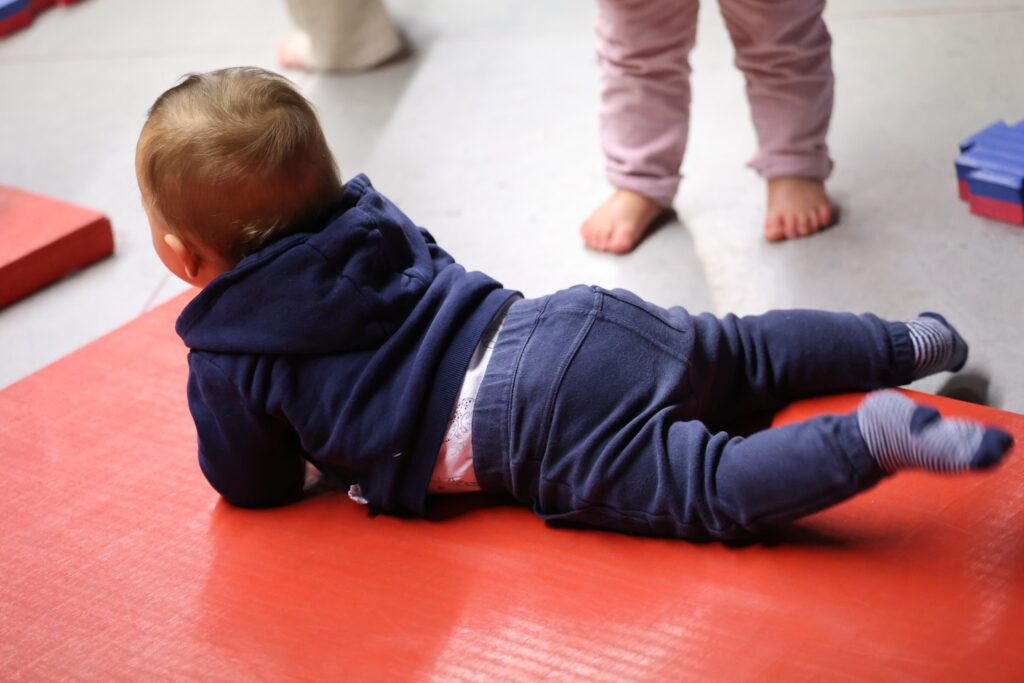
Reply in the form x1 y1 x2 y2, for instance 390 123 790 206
176 174 439 355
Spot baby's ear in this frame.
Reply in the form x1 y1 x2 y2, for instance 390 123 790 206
164 233 202 281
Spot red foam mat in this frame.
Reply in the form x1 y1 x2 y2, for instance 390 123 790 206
1 293 1022 681
0 185 113 307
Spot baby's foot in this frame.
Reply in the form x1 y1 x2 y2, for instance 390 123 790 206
277 32 314 71
857 390 1013 473
764 177 834 242
581 189 665 254
906 312 968 379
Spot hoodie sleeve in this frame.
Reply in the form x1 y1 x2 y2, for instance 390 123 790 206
187 353 306 508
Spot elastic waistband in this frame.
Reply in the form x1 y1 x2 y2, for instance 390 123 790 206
471 295 550 496
470 286 600 496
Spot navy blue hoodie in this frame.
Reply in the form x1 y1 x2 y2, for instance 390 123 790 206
176 175 518 515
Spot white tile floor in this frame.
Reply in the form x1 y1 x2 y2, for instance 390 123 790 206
1 0 1023 409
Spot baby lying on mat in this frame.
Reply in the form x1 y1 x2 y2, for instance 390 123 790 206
137 67 1013 540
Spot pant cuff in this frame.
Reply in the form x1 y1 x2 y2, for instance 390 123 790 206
886 321 917 386
749 152 834 181
605 170 679 208
839 411 888 485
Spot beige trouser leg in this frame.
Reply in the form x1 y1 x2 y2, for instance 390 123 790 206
284 0 404 71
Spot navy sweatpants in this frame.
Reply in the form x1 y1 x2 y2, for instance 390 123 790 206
471 286 916 540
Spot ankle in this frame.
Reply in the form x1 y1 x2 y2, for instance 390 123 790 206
906 313 968 379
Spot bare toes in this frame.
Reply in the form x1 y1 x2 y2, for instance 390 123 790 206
579 222 593 244
790 215 806 236
580 222 606 250
607 229 637 254
585 224 617 252
782 213 799 239
765 212 786 241
817 203 833 226
806 210 821 232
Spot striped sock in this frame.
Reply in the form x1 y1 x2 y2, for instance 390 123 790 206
906 312 968 379
856 390 1012 473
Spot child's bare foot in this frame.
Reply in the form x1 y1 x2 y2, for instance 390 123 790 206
277 33 314 71
581 189 665 254
764 177 834 242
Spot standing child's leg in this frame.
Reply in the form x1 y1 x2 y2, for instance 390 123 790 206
718 0 835 241
687 309 967 427
581 0 698 254
278 0 404 72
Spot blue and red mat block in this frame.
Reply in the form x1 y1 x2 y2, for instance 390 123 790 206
956 119 1024 226
0 0 82 38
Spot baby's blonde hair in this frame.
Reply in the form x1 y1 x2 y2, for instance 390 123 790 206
137 67 343 262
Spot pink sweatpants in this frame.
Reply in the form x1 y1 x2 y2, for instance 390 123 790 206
597 0 834 207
